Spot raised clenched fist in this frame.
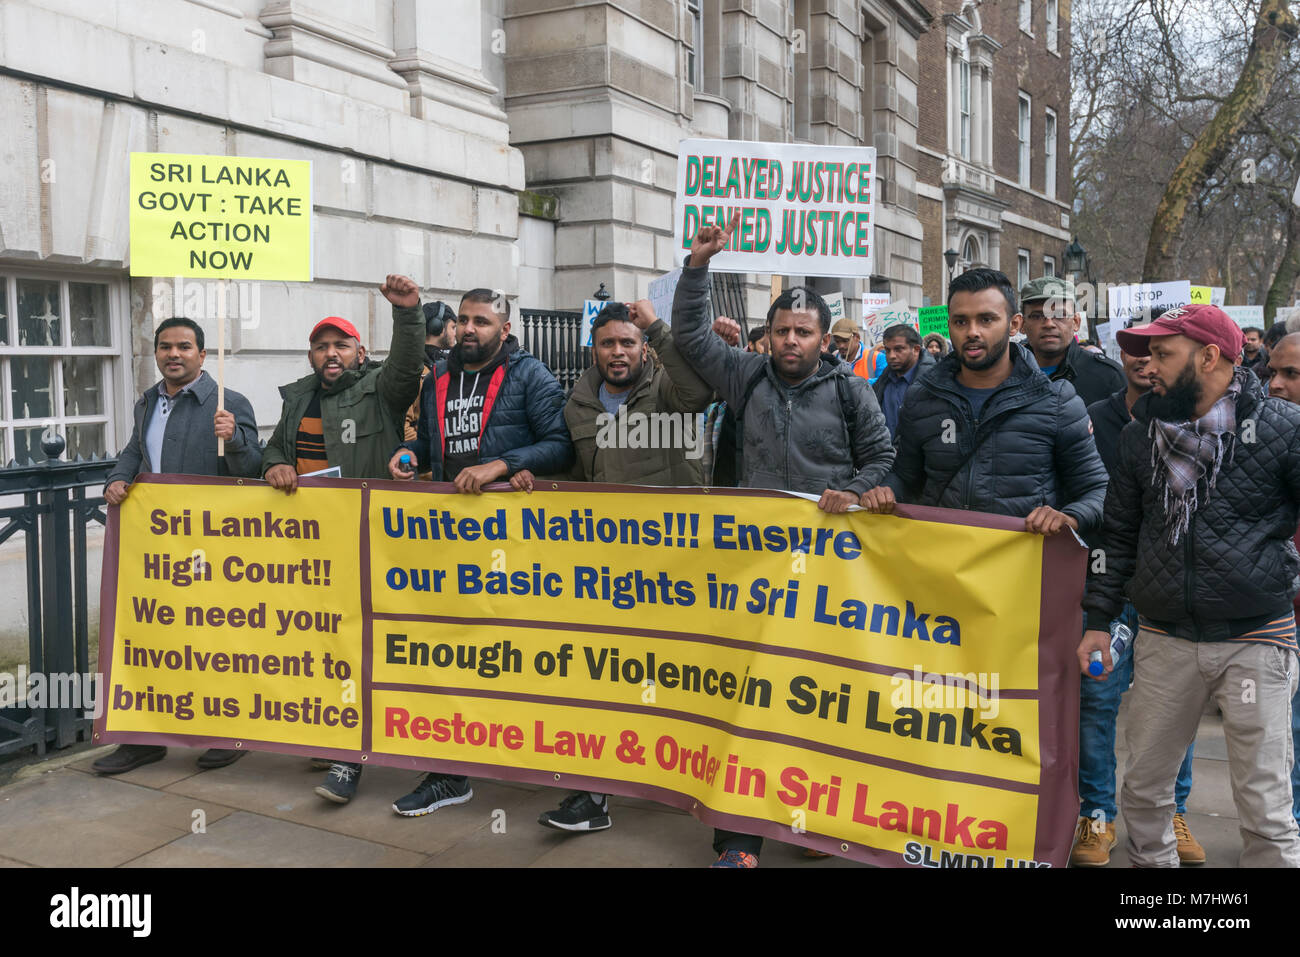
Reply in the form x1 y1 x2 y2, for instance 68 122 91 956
381 274 420 309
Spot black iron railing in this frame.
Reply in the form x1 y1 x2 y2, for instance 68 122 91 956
0 436 114 755
516 309 588 392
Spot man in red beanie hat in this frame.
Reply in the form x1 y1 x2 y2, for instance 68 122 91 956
1080 304 1300 866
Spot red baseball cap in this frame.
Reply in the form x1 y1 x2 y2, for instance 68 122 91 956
1115 305 1243 360
310 316 361 342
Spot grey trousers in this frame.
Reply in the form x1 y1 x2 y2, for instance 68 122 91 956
1121 629 1300 867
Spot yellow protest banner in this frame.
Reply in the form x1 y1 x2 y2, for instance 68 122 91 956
97 477 1086 867
128 152 313 281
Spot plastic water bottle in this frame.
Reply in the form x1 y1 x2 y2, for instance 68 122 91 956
399 453 413 472
1088 621 1134 676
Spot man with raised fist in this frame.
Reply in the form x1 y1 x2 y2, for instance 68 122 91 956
262 273 425 805
669 212 895 867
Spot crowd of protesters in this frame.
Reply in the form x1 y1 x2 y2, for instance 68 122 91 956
96 208 1300 869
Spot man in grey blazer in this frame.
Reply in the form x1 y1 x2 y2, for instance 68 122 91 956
95 316 262 774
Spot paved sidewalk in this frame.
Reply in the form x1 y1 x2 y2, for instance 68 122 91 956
0 701 1253 867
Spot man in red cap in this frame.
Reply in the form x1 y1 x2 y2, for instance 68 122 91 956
261 274 426 804
1080 304 1300 867
262 276 424 492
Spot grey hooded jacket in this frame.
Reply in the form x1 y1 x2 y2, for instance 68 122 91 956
666 264 895 495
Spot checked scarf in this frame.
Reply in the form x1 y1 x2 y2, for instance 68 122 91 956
1148 370 1244 549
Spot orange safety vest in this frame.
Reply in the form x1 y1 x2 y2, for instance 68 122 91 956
852 344 883 380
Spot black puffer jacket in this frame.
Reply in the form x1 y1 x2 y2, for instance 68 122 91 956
1040 341 1125 408
1083 369 1300 639
882 341 1109 532
400 336 573 479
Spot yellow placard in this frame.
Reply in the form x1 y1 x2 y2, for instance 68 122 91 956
128 152 313 281
98 479 1084 867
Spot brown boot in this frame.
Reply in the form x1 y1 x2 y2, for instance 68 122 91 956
1069 816 1117 867
1173 813 1206 865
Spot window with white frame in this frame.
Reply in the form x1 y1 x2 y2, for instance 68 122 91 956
1018 92 1032 187
1044 108 1057 199
1017 249 1031 289
687 0 702 87
1044 256 1056 277
959 57 971 160
0 272 118 464
1019 0 1032 33
1047 0 1058 52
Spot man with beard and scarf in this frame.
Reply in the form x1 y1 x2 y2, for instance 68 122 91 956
383 287 573 817
1080 305 1300 867
262 274 425 803
1073 332 1202 866
859 267 1107 535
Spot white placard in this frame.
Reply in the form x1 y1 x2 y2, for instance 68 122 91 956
1221 305 1264 329
862 302 918 347
823 292 845 323
648 268 680 327
1107 281 1192 323
580 299 611 348
674 138 876 278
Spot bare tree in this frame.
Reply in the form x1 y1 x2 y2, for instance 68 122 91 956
1141 0 1298 279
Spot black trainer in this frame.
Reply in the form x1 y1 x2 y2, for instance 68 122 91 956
537 791 612 832
315 762 362 804
392 773 474 816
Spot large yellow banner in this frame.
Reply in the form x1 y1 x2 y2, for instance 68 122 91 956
128 152 313 281
97 477 1086 867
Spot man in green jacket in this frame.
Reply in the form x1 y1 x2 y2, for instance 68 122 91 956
526 298 713 833
562 299 713 486
262 273 424 803
263 274 425 490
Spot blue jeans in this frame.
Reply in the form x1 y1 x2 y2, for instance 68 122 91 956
1079 605 1195 821
1291 683 1300 826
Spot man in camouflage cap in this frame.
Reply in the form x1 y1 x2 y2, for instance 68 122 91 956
1020 275 1123 407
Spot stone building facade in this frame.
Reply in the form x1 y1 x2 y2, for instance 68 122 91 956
0 0 1070 461
915 0 1072 306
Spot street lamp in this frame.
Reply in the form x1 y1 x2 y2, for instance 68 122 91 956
944 247 959 278
1063 237 1087 277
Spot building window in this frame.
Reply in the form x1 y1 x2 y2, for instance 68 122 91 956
1017 249 1031 289
1047 0 1059 52
1044 256 1056 277
963 236 981 270
861 30 875 146
1019 0 1032 34
959 57 971 160
1044 108 1057 199
687 0 702 87
1018 92 1032 187
0 273 117 464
